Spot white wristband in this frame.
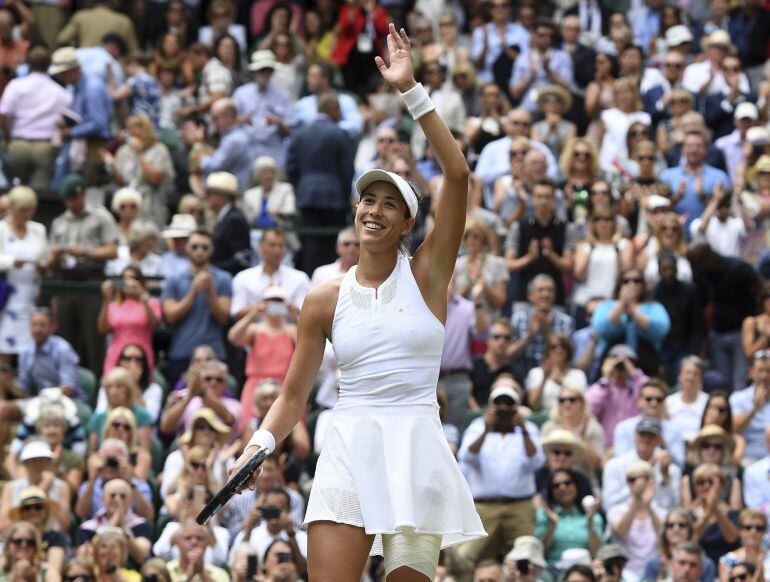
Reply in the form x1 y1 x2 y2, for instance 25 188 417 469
400 83 436 120
247 429 276 454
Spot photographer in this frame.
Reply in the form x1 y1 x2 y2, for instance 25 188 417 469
75 439 153 521
261 539 301 582
75 478 152 565
501 536 548 582
231 488 307 575
455 385 545 578
166 520 229 582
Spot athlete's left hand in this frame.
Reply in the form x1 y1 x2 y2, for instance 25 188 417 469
375 24 416 93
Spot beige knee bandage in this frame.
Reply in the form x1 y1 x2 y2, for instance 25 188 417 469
381 528 442 581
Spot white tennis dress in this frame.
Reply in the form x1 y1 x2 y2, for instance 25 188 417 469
303 253 486 555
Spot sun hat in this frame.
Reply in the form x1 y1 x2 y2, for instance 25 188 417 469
735 102 759 121
162 214 198 239
355 169 419 218
504 536 547 568
665 25 693 47
205 171 239 196
705 29 732 49
537 85 573 112
693 424 735 452
19 440 54 463
9 486 58 521
541 428 586 456
179 408 231 444
48 47 80 75
747 126 770 146
248 50 277 72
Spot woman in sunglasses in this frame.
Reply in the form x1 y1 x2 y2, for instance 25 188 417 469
535 468 603 566
619 141 671 239
718 511 769 582
8 488 67 580
682 425 742 511
0 521 45 582
98 408 151 482
700 392 746 468
638 212 693 289
687 463 740 565
724 562 758 582
98 265 161 381
90 527 139 582
163 445 221 522
644 508 716 582
656 89 695 155
63 557 96 582
525 333 587 414
97 344 163 423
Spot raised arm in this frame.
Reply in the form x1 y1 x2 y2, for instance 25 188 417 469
376 25 469 291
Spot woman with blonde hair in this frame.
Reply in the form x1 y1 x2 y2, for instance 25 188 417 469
688 463 740 565
452 219 508 317
8 488 67 578
110 188 143 247
718 509 770 582
682 425 742 511
559 138 601 216
656 88 695 154
87 367 151 453
98 408 151 481
492 136 531 226
91 527 140 582
0 521 45 582
162 445 222 520
637 211 692 288
597 78 651 173
540 385 604 472
102 114 176 225
0 186 47 355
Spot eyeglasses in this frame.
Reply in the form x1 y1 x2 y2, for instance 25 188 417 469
551 449 573 458
592 216 613 223
700 441 724 451
643 395 664 403
10 538 35 548
340 241 360 247
636 155 656 161
491 334 512 341
120 204 137 210
191 461 206 470
111 421 131 431
622 277 643 284
695 478 714 487
194 421 215 431
203 376 225 383
574 151 592 158
723 66 741 73
552 479 575 489
119 354 144 363
21 503 45 512
558 396 579 404
190 243 211 251
730 573 750 582
741 524 766 532
108 492 129 500
665 62 684 68
510 149 527 157
665 521 689 530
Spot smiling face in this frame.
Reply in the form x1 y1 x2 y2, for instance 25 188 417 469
355 181 415 252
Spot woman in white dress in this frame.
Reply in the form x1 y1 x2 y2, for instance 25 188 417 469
0 187 47 355
230 24 485 582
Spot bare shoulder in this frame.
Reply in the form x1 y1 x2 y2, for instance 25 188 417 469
300 277 343 339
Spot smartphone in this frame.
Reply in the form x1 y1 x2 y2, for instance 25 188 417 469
246 555 259 579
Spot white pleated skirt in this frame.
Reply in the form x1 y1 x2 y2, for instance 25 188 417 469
304 403 486 556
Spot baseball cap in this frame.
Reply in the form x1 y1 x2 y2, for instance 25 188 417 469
635 417 663 436
20 440 54 462
735 102 759 121
58 173 85 199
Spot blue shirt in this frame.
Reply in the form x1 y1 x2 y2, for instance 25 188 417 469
592 300 671 354
18 335 82 399
159 251 189 279
510 47 574 113
470 22 530 84
743 456 770 510
200 124 255 190
70 73 112 140
659 164 731 237
729 385 770 460
232 82 291 168
76 46 124 87
291 93 363 140
643 553 716 582
161 266 232 359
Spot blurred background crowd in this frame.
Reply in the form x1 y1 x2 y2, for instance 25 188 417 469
2 0 770 581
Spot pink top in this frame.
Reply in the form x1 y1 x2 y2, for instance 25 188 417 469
586 369 647 446
0 72 73 140
103 298 162 374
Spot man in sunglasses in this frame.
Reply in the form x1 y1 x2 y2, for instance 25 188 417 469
454 385 545 577
612 379 685 467
161 229 232 387
602 418 682 513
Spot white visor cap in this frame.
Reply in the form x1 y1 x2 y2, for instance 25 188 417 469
355 169 419 218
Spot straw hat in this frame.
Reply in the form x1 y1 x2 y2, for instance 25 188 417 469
180 408 231 444
504 536 546 568
205 171 239 196
162 214 198 239
753 154 770 174
541 429 586 457
693 424 735 452
537 85 573 112
705 29 732 50
9 486 59 521
48 47 80 75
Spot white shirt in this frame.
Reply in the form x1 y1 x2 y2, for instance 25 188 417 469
743 456 770 511
689 216 746 258
665 391 709 443
612 415 686 467
682 60 751 96
457 418 545 499
231 521 308 560
525 367 588 411
602 449 681 513
230 263 310 315
153 521 230 566
310 259 349 289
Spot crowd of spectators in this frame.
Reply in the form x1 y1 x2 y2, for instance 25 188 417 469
1 0 770 581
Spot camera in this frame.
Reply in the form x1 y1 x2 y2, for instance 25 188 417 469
105 457 119 469
259 506 281 519
516 560 530 575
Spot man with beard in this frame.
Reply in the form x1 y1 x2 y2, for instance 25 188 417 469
454 384 545 578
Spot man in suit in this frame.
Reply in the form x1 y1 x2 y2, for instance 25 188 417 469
286 92 355 276
56 0 139 56
564 0 611 44
204 172 251 276
642 50 686 125
704 54 756 140
560 15 596 133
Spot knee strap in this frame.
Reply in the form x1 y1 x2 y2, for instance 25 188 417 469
381 528 441 581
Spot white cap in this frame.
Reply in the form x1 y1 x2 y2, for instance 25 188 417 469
735 102 759 120
488 385 521 404
162 214 198 239
665 25 693 47
248 50 277 71
20 440 54 462
262 286 287 301
355 169 419 218
647 194 672 210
